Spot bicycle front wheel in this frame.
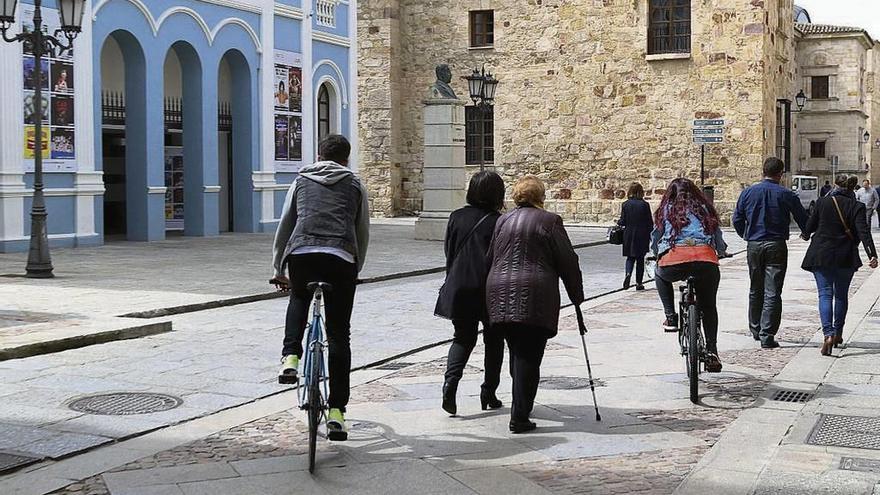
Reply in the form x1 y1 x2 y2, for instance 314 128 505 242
307 348 322 474
687 303 700 404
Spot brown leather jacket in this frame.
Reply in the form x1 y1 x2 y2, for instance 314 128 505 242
486 206 585 336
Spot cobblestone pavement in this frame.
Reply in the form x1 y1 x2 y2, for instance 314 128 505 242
27 238 876 495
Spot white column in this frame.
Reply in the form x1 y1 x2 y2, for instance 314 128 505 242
259 0 276 227
74 0 101 239
302 0 315 163
0 8 26 245
348 0 359 172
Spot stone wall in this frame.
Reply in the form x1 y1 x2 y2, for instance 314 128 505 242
359 0 795 223
869 45 880 184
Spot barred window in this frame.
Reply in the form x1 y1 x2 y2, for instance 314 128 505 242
648 0 691 55
469 10 494 48
810 141 826 159
465 106 494 165
812 76 829 99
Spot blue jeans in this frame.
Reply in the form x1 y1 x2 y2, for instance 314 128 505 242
813 268 856 338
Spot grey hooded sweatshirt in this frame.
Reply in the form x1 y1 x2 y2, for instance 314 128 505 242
272 161 370 278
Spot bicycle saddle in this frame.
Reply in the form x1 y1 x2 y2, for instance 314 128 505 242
307 282 333 293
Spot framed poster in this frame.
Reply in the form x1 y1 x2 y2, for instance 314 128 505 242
21 4 77 173
164 147 184 231
274 50 303 173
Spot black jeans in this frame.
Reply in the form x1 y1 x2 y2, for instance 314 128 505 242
283 253 357 412
747 240 788 341
655 261 720 349
625 256 645 284
444 320 504 395
500 325 548 422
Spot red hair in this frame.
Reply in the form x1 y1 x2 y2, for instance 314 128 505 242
653 178 719 239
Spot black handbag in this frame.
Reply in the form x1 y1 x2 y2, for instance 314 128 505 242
434 213 492 319
608 226 624 245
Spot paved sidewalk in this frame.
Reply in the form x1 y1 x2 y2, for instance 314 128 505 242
5 238 873 494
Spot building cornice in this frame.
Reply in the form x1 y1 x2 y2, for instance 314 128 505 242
275 4 305 20
313 30 351 47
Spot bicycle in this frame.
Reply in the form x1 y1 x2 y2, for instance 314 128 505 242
299 282 331 473
678 276 706 404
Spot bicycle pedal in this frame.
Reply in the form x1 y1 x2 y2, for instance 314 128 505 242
278 374 299 385
327 430 348 442
664 327 679 333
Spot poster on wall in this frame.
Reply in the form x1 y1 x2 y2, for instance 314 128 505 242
274 50 303 172
21 4 77 173
164 147 185 231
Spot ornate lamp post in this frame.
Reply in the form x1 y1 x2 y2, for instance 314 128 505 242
794 90 807 112
463 66 498 172
1 0 86 278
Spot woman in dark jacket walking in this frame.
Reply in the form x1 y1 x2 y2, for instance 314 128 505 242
485 176 585 433
801 175 878 356
618 182 653 290
435 171 506 415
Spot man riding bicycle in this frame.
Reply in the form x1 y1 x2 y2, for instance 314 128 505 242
271 135 370 441
651 178 727 373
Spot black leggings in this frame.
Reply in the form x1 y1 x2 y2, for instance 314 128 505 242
625 256 645 283
655 261 720 347
444 320 504 394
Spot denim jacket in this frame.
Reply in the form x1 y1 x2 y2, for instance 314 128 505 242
651 210 728 258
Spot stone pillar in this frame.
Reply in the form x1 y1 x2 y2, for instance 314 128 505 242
414 97 466 240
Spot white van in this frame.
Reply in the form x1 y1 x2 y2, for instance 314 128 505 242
791 175 819 214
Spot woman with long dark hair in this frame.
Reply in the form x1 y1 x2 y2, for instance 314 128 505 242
435 171 506 415
651 178 728 372
618 182 653 290
801 175 878 355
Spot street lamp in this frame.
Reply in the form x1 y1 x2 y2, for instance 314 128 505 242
795 90 807 112
863 130 871 144
1 0 86 278
463 65 498 172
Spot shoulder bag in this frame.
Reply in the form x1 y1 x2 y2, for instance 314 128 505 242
434 213 492 319
831 196 855 241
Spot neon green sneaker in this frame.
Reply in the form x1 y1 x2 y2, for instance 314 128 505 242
327 408 348 441
278 355 299 384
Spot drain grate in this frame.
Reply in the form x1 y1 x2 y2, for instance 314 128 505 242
770 389 814 403
807 415 880 450
68 392 182 416
840 457 880 473
372 362 415 371
539 376 605 390
0 452 40 473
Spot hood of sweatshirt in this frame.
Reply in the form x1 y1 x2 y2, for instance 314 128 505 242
298 161 353 186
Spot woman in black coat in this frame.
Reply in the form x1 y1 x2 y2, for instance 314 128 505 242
618 182 653 290
801 175 878 356
435 171 506 416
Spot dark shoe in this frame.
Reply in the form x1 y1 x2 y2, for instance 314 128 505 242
442 381 457 416
834 334 844 348
509 420 537 434
705 353 723 373
821 336 834 356
761 339 781 349
480 391 502 410
635 284 646 291
623 274 632 290
663 315 678 333
750 330 761 342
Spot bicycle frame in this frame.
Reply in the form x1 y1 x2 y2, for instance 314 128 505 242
299 288 329 410
678 279 706 366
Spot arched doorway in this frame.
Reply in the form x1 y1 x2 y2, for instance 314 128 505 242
217 49 255 232
99 30 148 241
316 81 339 147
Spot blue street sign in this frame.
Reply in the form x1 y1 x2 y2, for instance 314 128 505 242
694 136 724 144
693 119 725 127
693 128 724 135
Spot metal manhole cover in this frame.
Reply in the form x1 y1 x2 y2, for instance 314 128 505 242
373 362 415 371
539 376 605 390
770 389 813 403
0 452 40 473
808 415 880 450
68 392 183 416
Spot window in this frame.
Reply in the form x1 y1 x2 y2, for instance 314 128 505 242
648 0 691 55
810 141 826 158
469 10 494 48
465 106 494 165
317 84 331 143
812 76 829 99
775 100 792 172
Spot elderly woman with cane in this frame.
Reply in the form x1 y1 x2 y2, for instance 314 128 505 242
485 176 585 433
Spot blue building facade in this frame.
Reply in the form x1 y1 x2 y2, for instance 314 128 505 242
0 0 358 251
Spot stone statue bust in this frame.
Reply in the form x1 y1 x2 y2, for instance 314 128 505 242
429 64 458 99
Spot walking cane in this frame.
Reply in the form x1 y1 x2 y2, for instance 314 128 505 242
575 305 601 421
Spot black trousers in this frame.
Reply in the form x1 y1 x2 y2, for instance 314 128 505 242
444 320 504 394
500 326 548 422
655 261 720 349
747 240 788 341
283 253 357 412
625 256 645 284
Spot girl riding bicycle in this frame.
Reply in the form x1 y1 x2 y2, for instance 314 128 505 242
651 178 728 373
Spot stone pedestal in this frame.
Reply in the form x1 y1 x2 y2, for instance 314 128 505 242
415 98 467 240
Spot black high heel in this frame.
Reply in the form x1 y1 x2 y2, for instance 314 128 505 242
442 381 457 416
480 391 502 410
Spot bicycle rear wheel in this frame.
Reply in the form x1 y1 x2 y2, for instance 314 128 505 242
687 303 700 404
307 346 322 474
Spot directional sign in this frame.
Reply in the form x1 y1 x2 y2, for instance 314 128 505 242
694 136 724 144
693 128 724 135
694 119 725 127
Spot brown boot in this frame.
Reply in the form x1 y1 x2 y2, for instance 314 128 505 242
821 336 834 356
834 334 844 348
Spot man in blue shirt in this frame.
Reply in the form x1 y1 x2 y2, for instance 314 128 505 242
733 157 809 348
